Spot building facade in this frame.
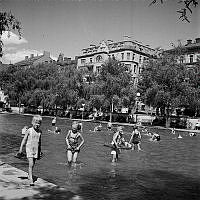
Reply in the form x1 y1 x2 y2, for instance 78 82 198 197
167 38 200 66
77 39 155 85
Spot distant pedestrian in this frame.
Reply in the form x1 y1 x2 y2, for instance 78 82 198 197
18 115 43 186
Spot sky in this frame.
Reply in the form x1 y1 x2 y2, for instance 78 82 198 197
0 0 199 64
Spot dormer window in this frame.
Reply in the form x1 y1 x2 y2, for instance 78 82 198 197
96 55 103 62
189 55 193 63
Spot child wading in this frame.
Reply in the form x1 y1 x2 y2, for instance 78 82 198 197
129 126 142 151
111 126 125 162
65 121 84 167
51 116 57 132
18 115 43 186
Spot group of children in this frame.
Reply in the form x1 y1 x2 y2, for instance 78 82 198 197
20 115 198 186
17 115 85 186
110 125 142 162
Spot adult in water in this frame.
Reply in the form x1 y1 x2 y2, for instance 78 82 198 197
65 122 84 167
110 126 125 163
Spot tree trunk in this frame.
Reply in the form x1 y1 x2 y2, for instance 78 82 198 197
18 98 21 114
165 106 171 128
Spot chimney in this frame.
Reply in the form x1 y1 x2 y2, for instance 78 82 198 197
195 38 200 43
25 56 29 60
186 39 192 45
30 54 34 58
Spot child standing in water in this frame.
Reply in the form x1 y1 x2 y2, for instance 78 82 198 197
129 126 142 151
65 121 84 167
51 116 57 132
171 128 176 134
111 126 125 162
18 115 43 186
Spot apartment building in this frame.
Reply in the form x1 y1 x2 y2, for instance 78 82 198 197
77 39 156 85
167 38 200 66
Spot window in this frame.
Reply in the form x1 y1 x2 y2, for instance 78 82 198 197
180 56 184 63
96 55 103 62
134 65 137 73
189 55 193 63
132 54 135 60
139 56 142 63
121 53 124 60
96 66 101 74
125 64 131 72
127 52 130 60
81 59 86 64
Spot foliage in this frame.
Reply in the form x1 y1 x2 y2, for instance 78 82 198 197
96 59 136 110
0 11 22 57
149 0 198 22
138 54 200 117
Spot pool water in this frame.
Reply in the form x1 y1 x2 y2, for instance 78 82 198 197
0 114 200 200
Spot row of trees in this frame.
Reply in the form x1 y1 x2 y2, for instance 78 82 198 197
138 53 200 126
0 59 137 116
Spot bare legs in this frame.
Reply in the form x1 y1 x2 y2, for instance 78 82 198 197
67 150 79 167
27 157 36 185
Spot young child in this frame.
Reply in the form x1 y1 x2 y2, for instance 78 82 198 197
77 121 83 132
51 116 57 131
65 121 84 167
171 128 176 134
111 126 125 162
150 132 160 142
54 127 61 134
129 126 142 151
107 122 112 131
18 115 42 186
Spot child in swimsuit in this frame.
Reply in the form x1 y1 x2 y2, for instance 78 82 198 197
111 126 125 162
150 133 160 141
18 115 43 186
129 126 142 151
65 122 84 166
107 122 112 130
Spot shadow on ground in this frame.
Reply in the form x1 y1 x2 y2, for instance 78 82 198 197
0 168 199 200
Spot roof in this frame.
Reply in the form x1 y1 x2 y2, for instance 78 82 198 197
0 63 11 71
15 55 43 66
185 42 200 49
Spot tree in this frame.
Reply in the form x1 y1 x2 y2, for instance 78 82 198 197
95 59 136 121
149 0 198 22
0 11 22 57
138 53 200 127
